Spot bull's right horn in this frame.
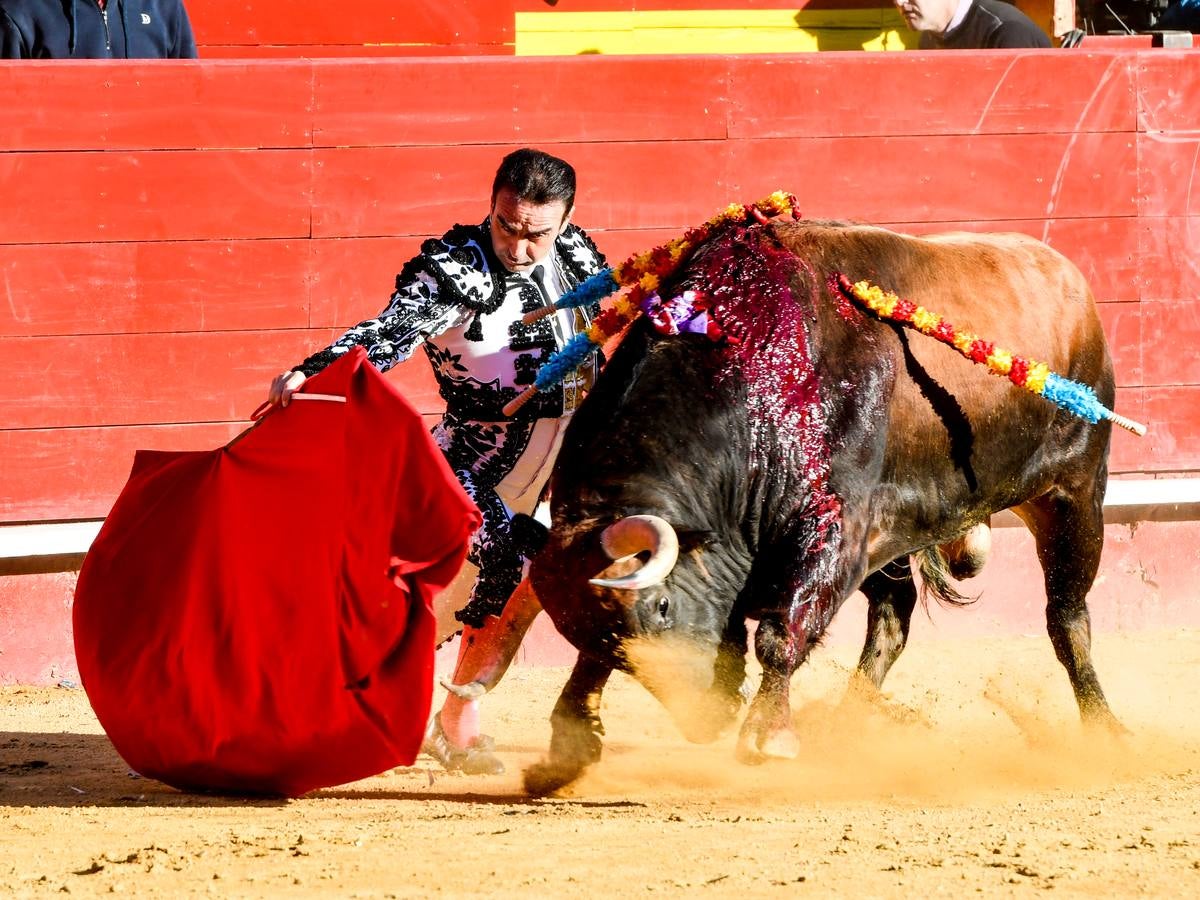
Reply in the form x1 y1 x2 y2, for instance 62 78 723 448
589 514 679 590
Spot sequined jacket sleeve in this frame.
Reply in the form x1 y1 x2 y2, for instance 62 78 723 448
293 268 468 378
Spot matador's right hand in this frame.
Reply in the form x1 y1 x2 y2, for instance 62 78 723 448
268 370 307 407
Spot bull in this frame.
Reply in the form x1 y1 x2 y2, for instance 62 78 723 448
524 218 1121 795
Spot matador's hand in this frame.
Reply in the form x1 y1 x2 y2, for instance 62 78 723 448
268 370 307 407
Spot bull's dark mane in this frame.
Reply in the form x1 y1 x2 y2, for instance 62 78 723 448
554 221 883 636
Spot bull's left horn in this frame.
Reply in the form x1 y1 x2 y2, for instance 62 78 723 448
589 515 679 590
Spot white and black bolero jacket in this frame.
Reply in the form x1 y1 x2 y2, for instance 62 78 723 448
296 220 607 422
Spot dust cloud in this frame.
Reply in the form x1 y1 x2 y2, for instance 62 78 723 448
574 629 1200 807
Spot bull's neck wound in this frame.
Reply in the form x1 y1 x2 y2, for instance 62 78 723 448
505 192 800 417
679 226 845 641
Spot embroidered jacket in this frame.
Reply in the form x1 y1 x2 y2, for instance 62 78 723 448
296 220 606 421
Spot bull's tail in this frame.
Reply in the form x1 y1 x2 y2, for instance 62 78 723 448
913 546 978 608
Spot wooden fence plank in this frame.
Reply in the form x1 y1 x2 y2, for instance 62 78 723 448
1138 136 1200 217
186 0 513 45
312 56 731 147
199 44 513 58
0 61 312 152
0 217 1150 342
314 134 1137 237
0 403 444 522
0 240 313 337
309 236 423 328
1141 385 1200 471
1095 301 1143 389
728 132 1138 223
1 330 441 430
311 141 737 237
312 133 1140 238
0 572 79 683
727 52 1134 138
0 51 1197 530
0 150 313 245
1137 217 1200 303
0 423 247 521
1108 386 1146 473
1141 299 1200 388
1134 50 1200 135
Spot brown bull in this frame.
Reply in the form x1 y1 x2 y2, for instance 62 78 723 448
523 218 1120 794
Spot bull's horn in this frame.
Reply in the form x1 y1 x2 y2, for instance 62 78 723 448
589 515 679 590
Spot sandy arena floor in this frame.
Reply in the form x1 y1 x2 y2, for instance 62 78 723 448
2 627 1199 898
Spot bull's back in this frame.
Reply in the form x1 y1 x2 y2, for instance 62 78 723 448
781 222 1113 522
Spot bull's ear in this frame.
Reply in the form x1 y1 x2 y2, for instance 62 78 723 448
510 513 550 558
675 529 717 552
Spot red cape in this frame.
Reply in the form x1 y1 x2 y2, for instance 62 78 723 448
73 348 480 797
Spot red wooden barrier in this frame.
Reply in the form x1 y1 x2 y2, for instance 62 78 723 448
3 51 1198 523
2 50 1199 683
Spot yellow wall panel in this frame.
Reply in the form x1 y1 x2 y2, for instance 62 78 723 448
515 9 916 56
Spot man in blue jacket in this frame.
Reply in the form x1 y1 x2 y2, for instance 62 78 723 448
1 0 197 58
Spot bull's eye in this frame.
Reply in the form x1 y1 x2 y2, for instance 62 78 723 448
657 596 670 618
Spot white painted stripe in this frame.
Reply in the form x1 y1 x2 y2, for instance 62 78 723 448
990 478 1200 527
1104 477 1200 507
0 520 104 559
2 480 1198 562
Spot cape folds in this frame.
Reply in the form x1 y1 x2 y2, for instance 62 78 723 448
73 348 481 797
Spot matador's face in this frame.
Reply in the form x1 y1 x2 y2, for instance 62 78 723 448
489 187 572 275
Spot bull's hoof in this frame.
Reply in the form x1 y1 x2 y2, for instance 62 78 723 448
735 724 800 765
523 759 585 796
676 694 744 744
457 736 506 776
421 714 506 775
1083 707 1130 738
759 728 801 759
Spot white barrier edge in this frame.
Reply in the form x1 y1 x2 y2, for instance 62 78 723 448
2 479 1199 564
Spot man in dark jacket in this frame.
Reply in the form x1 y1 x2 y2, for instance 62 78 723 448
1157 0 1200 31
0 0 197 58
895 0 1052 48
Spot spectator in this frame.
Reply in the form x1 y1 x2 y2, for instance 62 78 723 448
894 0 1052 48
0 0 197 59
269 149 606 776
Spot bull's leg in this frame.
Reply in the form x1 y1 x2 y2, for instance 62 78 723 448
524 654 612 796
1021 487 1122 731
711 614 752 719
428 578 543 775
736 616 803 764
852 556 919 691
